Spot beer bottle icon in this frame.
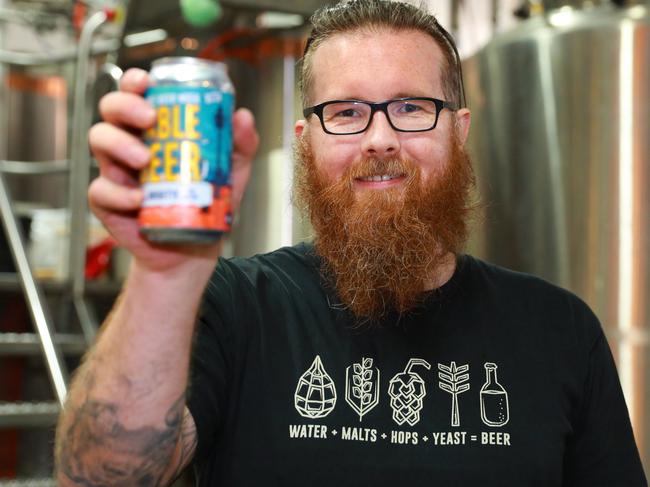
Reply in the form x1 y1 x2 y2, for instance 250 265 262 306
480 362 509 427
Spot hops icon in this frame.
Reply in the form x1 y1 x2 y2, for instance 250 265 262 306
388 358 431 426
294 356 337 419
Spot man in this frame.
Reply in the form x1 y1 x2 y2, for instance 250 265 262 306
55 1 646 486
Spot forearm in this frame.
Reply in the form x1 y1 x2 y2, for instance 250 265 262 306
55 258 215 486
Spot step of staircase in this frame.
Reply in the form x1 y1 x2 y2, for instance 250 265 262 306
0 402 60 428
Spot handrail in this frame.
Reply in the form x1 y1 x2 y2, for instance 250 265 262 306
0 172 68 407
68 10 115 344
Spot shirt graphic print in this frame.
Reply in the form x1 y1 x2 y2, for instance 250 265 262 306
290 355 512 448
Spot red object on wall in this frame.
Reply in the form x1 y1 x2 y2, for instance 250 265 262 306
85 237 116 279
72 1 87 38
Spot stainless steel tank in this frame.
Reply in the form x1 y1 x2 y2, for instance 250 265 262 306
464 2 649 471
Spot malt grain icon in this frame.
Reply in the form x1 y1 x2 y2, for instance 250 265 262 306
345 357 380 422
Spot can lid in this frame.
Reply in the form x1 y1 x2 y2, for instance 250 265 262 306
151 56 228 83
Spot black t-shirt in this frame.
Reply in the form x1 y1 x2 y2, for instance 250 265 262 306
187 243 646 486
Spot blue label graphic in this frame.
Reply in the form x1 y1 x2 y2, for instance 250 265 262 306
142 85 234 194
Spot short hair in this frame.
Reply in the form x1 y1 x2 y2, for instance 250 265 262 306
299 0 465 108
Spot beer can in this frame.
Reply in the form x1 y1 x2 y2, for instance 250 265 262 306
139 57 234 243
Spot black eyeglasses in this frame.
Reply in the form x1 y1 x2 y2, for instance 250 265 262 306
303 97 457 135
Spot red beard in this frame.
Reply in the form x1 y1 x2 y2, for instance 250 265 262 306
293 133 476 323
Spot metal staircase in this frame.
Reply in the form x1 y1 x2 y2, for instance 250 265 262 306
0 480 56 487
0 5 119 484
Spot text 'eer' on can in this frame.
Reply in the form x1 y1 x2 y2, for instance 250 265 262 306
139 57 234 243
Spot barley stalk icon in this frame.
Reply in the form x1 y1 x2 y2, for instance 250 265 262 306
438 362 470 427
345 357 380 422
388 358 431 426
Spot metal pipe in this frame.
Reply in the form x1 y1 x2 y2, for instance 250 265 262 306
0 401 60 428
219 0 324 15
536 33 570 287
0 0 6 166
0 159 70 174
541 0 606 9
97 62 123 89
616 15 642 439
0 332 87 356
0 7 67 25
73 297 99 345
68 10 112 344
280 48 295 247
0 171 68 406
0 271 121 294
451 0 460 37
0 39 119 67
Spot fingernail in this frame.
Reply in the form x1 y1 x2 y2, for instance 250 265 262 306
131 68 148 85
130 188 144 205
137 106 156 125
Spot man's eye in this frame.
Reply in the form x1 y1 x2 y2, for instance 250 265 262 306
398 103 421 113
333 108 362 118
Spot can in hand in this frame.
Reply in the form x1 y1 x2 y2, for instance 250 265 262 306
139 57 234 243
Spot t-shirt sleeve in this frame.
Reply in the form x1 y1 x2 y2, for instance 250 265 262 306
185 259 249 465
562 326 647 486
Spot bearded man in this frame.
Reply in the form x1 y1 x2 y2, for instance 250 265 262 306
55 1 646 486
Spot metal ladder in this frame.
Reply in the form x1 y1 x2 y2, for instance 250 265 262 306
0 7 118 484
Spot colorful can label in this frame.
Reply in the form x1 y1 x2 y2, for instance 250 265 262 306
139 83 234 243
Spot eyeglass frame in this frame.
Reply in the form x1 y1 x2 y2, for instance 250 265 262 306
302 97 458 135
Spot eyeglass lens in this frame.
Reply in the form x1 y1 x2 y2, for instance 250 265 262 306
321 99 439 133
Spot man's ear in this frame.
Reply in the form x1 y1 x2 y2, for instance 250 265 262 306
295 119 306 138
455 108 471 146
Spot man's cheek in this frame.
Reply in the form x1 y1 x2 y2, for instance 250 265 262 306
317 164 345 185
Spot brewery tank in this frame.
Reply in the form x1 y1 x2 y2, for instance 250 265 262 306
464 1 649 472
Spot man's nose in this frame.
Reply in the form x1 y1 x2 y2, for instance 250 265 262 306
360 111 401 158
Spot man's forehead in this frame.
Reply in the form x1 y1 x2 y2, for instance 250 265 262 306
309 28 446 101
311 28 446 67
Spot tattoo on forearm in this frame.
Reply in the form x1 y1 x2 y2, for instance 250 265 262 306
169 407 198 483
56 387 186 487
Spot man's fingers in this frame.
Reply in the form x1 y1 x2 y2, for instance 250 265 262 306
89 122 151 171
99 91 156 130
232 108 259 164
89 176 143 213
119 68 150 94
101 68 154 129
90 102 258 215
95 153 140 187
229 108 258 211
